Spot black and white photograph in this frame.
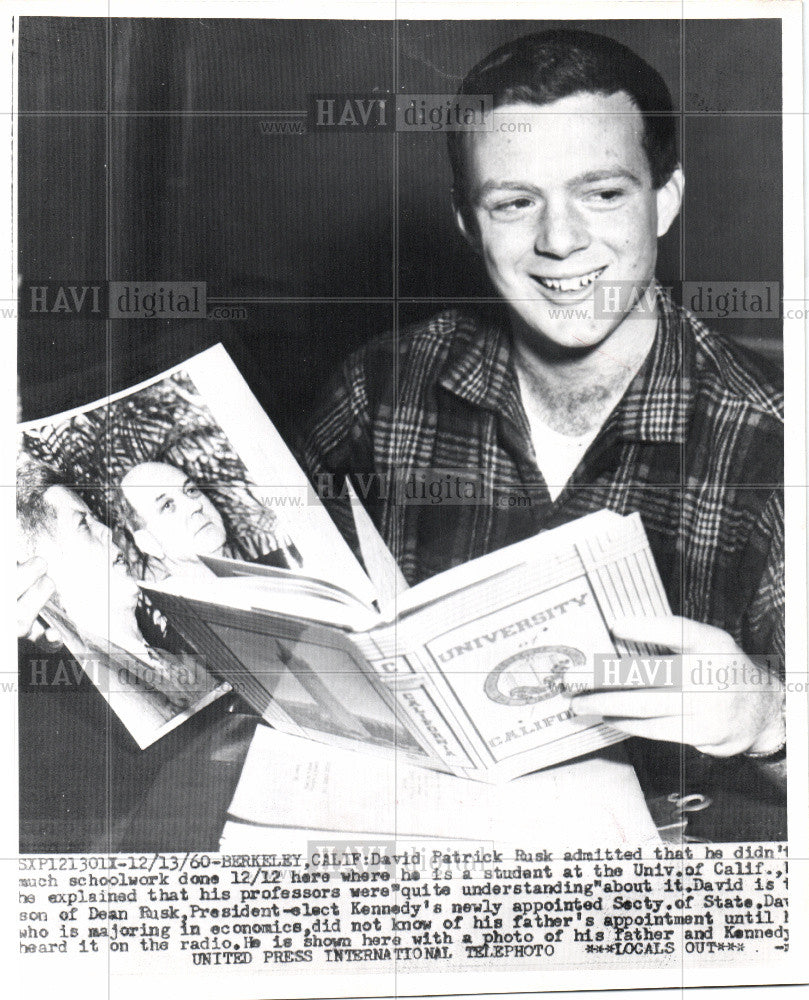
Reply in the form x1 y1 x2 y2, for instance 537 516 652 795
7 2 807 999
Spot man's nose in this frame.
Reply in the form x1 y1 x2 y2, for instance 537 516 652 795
534 197 589 258
184 494 203 516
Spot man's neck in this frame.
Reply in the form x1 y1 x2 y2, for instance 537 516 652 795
511 306 659 437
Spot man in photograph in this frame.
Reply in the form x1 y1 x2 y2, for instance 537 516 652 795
303 29 786 781
120 460 230 577
16 458 210 712
118 460 303 577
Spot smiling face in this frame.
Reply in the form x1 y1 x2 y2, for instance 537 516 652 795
32 486 140 638
121 462 227 565
459 91 682 354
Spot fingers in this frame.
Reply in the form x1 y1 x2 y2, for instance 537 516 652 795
608 615 738 655
571 688 680 719
601 714 750 757
572 688 767 756
571 616 776 757
17 561 56 639
570 688 686 744
43 626 62 646
599 715 690 745
17 557 49 598
26 618 46 645
28 621 64 649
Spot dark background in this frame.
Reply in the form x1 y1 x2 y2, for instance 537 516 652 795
18 17 782 445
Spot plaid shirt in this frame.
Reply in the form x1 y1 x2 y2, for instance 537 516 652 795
303 288 784 669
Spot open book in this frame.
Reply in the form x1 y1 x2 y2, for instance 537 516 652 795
19 343 670 770
144 507 672 782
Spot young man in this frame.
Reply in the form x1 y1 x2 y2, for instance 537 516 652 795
303 30 785 766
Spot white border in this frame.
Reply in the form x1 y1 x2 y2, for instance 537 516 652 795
2 4 806 1000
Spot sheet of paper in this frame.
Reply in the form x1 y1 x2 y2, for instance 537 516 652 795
225 723 660 847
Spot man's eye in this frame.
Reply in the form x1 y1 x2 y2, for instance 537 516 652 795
160 499 175 513
113 552 128 568
586 188 626 204
185 486 201 498
490 196 535 216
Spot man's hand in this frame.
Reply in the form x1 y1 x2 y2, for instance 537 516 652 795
570 615 785 757
17 557 61 646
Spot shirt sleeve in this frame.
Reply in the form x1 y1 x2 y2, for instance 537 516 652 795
741 488 784 679
299 346 376 560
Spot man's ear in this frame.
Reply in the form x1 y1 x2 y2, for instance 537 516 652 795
133 528 165 560
656 166 684 238
452 189 480 251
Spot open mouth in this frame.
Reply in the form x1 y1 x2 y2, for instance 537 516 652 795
532 265 607 293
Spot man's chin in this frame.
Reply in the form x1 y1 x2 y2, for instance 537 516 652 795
515 315 617 356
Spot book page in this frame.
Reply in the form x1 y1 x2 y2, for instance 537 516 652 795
358 513 671 779
225 724 661 847
387 509 620 620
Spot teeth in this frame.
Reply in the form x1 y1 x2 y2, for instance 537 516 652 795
536 267 604 292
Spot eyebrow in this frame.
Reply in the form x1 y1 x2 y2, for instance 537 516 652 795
151 479 196 507
474 169 643 201
572 168 643 187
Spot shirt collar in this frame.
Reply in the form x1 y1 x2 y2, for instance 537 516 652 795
437 307 514 409
438 285 693 445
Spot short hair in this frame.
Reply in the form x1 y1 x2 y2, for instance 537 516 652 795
112 488 146 532
114 461 197 536
448 28 678 206
16 457 67 543
17 457 108 562
113 462 225 574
